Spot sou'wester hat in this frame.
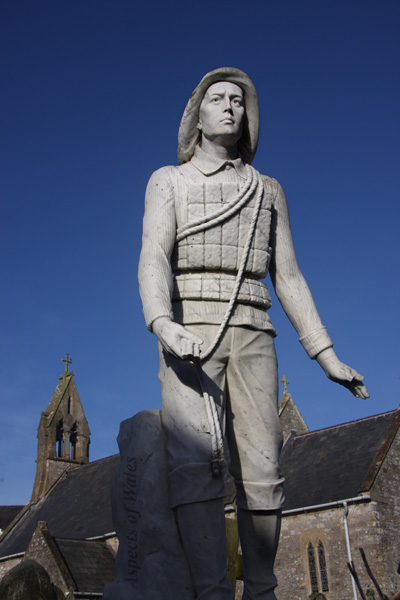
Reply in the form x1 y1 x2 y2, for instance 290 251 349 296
177 67 259 166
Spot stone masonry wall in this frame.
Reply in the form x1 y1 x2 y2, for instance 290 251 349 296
370 427 400 597
275 501 382 600
0 557 23 581
45 459 72 491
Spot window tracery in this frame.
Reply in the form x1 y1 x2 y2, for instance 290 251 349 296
308 542 319 594
318 541 329 592
306 539 329 594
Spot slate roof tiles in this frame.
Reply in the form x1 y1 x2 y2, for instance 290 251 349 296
280 409 398 511
0 454 119 557
55 538 115 592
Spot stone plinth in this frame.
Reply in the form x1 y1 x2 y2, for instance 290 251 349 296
103 410 194 600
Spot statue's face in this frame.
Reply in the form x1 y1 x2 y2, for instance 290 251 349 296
198 81 244 145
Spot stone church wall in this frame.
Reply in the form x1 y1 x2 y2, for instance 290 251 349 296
0 556 23 580
370 427 400 597
275 501 382 600
45 459 72 489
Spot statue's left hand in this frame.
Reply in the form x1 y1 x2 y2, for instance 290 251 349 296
316 348 370 399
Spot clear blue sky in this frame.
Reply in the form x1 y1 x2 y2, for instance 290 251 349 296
1 0 399 505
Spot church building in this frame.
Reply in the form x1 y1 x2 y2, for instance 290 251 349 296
276 379 400 600
0 361 399 599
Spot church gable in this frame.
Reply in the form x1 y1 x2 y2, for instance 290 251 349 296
278 375 309 443
25 521 75 594
31 356 91 503
24 521 116 595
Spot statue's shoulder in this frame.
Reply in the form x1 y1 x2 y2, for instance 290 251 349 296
255 171 282 196
146 165 183 193
257 171 278 185
148 165 177 182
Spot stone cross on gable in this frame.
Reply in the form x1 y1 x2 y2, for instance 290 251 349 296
280 375 289 393
62 353 72 373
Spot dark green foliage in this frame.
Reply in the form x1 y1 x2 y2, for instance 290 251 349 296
0 559 64 600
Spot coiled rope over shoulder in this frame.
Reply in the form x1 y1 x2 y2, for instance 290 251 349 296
176 165 255 241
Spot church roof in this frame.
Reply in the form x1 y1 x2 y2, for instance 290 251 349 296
0 454 119 558
281 408 399 511
0 506 24 533
55 538 115 592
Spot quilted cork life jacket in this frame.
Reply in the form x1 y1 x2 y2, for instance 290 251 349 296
171 166 275 309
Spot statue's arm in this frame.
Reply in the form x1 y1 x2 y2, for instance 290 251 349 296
138 167 176 329
269 180 369 399
138 167 202 359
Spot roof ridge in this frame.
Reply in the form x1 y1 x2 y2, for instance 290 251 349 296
69 453 120 470
55 537 107 544
56 453 120 479
294 409 398 438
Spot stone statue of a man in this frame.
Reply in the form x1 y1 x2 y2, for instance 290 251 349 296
138 67 368 600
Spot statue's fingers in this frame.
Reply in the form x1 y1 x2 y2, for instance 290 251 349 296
192 343 201 358
347 380 369 400
181 338 194 359
356 383 369 399
345 381 360 397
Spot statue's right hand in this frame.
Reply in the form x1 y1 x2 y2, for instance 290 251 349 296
152 317 203 360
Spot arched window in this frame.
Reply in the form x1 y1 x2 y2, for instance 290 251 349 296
318 541 329 592
308 542 318 594
56 419 64 457
69 423 77 460
307 539 329 595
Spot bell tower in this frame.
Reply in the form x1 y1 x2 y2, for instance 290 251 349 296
31 355 91 503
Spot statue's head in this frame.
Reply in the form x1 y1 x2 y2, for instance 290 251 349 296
178 67 259 165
